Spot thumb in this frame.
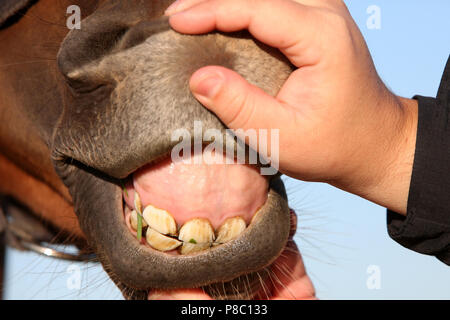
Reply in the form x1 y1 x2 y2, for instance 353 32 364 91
189 66 288 131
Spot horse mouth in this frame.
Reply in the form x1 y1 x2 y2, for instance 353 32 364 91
114 148 291 299
122 147 269 255
57 146 291 300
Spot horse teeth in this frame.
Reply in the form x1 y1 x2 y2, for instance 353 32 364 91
179 242 211 255
250 206 263 225
178 218 215 245
146 228 182 252
214 216 246 244
134 191 142 214
142 205 177 236
178 218 215 254
130 210 148 231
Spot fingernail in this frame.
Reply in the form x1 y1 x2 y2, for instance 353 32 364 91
165 0 181 15
191 73 224 101
165 0 182 16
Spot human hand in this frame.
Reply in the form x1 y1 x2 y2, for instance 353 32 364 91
166 0 418 215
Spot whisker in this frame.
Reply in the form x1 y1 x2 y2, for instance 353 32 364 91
256 270 270 300
269 265 297 299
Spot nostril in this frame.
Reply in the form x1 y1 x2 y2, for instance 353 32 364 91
57 22 130 90
84 25 129 56
57 19 130 76
115 18 170 51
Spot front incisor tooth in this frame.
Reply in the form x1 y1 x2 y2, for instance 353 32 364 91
146 228 182 251
142 205 177 236
178 218 215 244
130 210 148 231
178 218 215 255
134 191 142 214
250 207 263 225
179 242 211 255
215 216 246 244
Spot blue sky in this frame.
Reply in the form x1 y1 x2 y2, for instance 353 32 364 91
4 0 450 299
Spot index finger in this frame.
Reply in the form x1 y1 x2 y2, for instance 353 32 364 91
167 0 317 67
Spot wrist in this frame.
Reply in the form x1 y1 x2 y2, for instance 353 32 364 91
375 96 418 214
332 93 418 215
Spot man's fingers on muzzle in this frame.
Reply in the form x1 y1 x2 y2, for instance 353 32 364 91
168 0 320 67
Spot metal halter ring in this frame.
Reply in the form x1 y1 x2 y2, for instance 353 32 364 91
0 202 97 263
18 239 98 262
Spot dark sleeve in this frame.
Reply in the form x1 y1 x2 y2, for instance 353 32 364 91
387 55 450 266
